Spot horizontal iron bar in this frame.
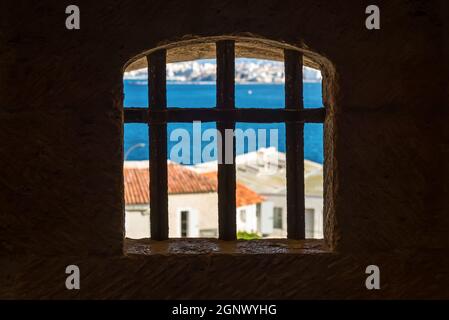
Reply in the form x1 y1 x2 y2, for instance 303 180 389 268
124 107 325 123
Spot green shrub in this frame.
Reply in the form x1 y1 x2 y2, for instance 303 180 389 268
237 231 261 240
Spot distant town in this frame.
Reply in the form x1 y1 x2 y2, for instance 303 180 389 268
124 59 322 84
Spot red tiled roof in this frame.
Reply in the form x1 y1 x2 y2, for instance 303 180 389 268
124 163 264 207
124 163 216 204
202 172 265 207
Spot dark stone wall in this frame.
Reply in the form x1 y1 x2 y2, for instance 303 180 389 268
0 0 448 298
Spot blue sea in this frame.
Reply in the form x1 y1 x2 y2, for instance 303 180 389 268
124 81 324 164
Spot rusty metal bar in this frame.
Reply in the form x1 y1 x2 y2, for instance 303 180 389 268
147 50 168 240
285 49 306 240
216 40 237 241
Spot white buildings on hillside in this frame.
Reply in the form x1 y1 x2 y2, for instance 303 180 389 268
123 60 322 83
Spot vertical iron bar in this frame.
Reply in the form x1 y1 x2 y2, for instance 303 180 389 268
285 49 305 240
148 50 168 240
216 40 237 240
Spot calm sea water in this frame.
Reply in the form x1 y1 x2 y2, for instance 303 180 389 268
124 81 324 164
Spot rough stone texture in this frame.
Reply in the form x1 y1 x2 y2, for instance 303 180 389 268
0 0 448 298
125 37 322 71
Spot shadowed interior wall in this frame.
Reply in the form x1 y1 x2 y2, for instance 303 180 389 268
0 0 448 298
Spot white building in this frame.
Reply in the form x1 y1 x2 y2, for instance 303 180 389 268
124 161 264 239
194 148 324 239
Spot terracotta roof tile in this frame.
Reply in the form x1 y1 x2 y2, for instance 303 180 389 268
124 163 216 205
202 172 265 207
124 163 264 207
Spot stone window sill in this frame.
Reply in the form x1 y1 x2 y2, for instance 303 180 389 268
125 238 331 256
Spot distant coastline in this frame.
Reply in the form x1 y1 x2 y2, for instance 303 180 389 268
125 79 322 85
124 58 322 84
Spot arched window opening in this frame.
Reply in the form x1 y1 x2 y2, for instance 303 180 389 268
123 38 325 241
